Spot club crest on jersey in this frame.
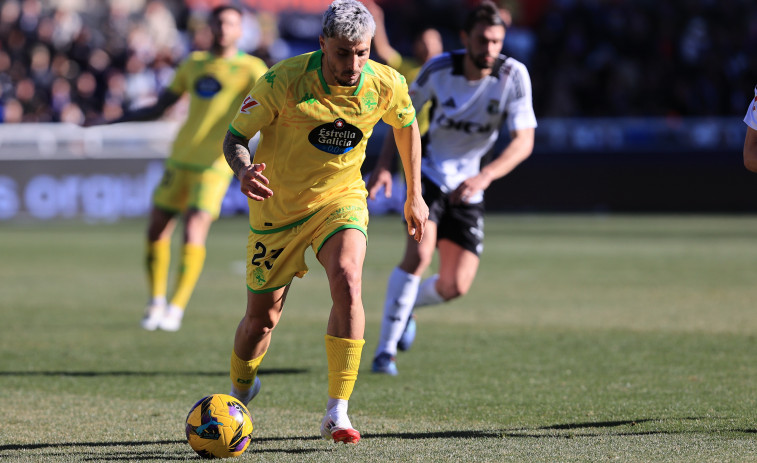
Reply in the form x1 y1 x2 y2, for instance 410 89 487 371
239 96 259 114
308 118 363 155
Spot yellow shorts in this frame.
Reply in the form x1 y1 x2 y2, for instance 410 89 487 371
152 162 232 219
246 195 369 293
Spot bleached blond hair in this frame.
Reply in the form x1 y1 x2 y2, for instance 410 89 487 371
321 0 376 42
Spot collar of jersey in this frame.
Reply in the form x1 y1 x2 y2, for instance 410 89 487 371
308 50 374 96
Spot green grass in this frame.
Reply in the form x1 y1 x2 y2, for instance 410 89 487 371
2 214 757 462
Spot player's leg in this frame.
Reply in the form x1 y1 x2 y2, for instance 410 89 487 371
316 227 367 444
230 286 289 406
160 168 231 331
160 208 213 331
417 202 484 305
397 202 484 350
232 219 307 406
435 238 480 300
372 221 437 372
141 206 178 330
393 241 478 353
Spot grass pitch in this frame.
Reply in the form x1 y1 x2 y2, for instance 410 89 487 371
1 214 757 462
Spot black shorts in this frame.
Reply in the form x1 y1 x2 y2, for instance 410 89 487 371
422 177 484 256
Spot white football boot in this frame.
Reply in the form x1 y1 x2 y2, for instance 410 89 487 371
140 302 165 331
158 305 184 331
320 408 361 444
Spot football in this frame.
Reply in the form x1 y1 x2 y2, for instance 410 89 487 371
185 394 254 459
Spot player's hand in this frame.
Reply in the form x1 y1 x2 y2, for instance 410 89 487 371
238 163 273 201
404 194 428 243
450 174 491 204
367 167 393 200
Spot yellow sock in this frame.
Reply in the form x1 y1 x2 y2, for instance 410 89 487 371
325 335 365 400
169 243 206 310
230 350 266 391
146 239 170 300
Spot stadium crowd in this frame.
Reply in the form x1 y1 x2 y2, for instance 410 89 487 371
1 0 756 124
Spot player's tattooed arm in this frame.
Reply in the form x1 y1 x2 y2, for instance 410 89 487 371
224 130 272 201
223 130 252 179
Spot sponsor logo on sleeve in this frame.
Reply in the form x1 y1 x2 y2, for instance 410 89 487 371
240 96 259 114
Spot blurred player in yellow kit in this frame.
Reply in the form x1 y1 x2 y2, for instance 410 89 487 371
221 0 428 444
112 6 268 331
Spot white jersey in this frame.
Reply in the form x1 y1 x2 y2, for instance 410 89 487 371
410 50 537 203
744 85 757 130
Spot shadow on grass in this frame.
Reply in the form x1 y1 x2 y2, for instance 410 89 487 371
0 440 185 452
0 368 307 377
4 418 754 458
0 438 329 458
363 417 754 440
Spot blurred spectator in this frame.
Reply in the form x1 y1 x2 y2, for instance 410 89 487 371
1 98 23 122
1 0 756 124
249 10 290 67
366 0 443 84
528 0 757 118
50 76 71 117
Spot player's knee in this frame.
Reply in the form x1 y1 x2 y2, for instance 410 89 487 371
241 313 276 340
330 264 363 302
417 252 434 270
400 250 433 274
437 280 469 301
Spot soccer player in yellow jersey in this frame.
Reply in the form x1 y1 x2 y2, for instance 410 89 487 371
112 6 268 331
222 0 428 444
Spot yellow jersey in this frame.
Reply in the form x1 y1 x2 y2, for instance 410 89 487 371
229 50 416 231
167 51 268 171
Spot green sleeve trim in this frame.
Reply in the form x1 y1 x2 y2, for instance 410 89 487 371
402 114 417 128
250 211 317 234
228 125 248 139
316 225 367 254
247 283 290 294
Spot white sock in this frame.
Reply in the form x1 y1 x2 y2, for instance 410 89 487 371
414 274 445 307
326 398 351 427
375 267 421 357
149 296 167 307
327 397 348 415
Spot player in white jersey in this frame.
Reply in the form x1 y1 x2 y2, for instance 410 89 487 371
367 0 537 375
743 84 757 172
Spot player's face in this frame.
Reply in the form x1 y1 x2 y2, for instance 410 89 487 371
461 22 505 70
414 28 443 64
211 9 243 49
319 34 372 86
